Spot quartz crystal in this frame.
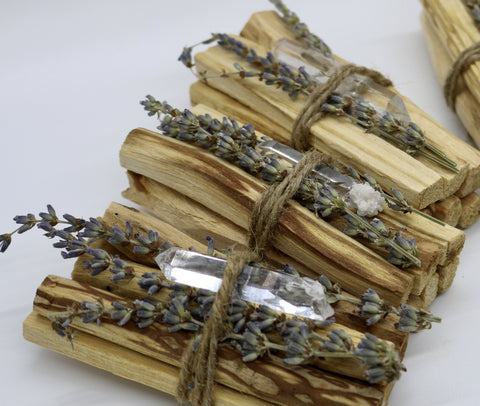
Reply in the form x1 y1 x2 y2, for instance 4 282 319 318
155 247 334 321
272 38 410 122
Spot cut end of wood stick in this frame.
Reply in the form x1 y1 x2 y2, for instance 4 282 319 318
457 192 480 228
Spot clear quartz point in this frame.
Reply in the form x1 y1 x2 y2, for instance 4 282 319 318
272 38 410 122
257 140 356 197
155 247 334 321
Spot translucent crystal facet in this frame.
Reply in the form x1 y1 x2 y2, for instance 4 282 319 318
258 140 356 196
155 247 334 321
272 38 410 121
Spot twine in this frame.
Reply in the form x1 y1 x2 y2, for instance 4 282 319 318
291 63 393 151
443 42 480 110
176 150 329 406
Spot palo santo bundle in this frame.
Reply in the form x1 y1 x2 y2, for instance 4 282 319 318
421 0 480 148
184 4 480 226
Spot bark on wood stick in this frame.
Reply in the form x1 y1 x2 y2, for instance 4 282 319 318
32 275 391 406
120 127 414 305
239 9 480 197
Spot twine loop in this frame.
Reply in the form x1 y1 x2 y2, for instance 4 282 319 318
291 63 392 151
444 41 480 110
176 150 328 406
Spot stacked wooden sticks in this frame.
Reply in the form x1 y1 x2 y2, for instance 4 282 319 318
421 0 480 149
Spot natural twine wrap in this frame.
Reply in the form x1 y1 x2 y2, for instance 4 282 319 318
177 61 394 406
443 42 480 110
291 63 393 151
176 149 329 406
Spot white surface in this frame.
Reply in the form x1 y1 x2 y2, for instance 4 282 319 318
0 1 479 405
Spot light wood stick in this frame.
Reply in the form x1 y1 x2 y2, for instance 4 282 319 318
428 195 462 227
420 10 480 148
70 246 404 381
458 192 480 228
31 275 391 406
120 127 416 305
421 0 480 107
24 311 272 406
238 10 480 198
437 256 460 294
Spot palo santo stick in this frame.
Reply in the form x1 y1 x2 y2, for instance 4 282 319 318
421 0 480 107
437 256 460 294
238 10 480 197
32 275 390 405
120 127 415 305
24 312 273 406
458 192 480 228
428 195 462 227
420 10 480 148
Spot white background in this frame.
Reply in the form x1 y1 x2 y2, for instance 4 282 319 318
1 1 479 405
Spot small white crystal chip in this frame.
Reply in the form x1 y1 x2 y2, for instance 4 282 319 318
348 183 385 217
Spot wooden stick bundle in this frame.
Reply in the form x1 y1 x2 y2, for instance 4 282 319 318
189 10 480 217
190 81 480 229
119 118 464 307
421 0 480 148
31 274 394 406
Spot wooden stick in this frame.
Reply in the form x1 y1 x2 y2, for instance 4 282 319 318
428 195 462 227
120 127 416 306
458 192 480 228
24 312 272 406
437 256 460 294
31 275 391 406
240 9 480 194
420 10 480 148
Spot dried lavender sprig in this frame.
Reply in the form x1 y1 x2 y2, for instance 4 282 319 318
318 274 441 333
142 96 420 268
269 0 332 57
180 31 458 173
49 275 404 384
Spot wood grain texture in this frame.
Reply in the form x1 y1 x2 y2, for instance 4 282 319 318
119 127 414 305
239 10 480 198
30 275 391 406
458 192 480 228
420 10 480 148
24 311 274 406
